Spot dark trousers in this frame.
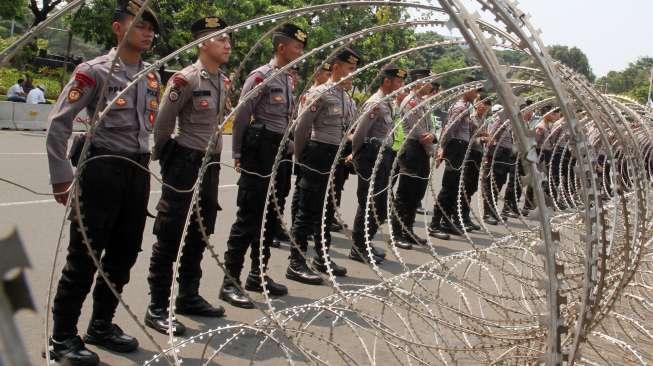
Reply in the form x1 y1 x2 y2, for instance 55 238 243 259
291 141 338 260
147 142 220 307
525 149 552 208
392 139 429 235
432 139 480 227
325 142 352 225
224 126 291 280
482 145 515 218
52 148 150 339
352 143 395 248
504 155 524 211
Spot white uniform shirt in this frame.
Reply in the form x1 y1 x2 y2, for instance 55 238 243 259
26 88 46 104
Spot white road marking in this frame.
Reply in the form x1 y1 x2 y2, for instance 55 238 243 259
0 184 238 207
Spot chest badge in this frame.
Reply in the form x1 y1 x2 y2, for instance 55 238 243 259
199 99 209 108
149 111 155 125
147 73 159 89
149 99 159 109
115 98 127 107
273 95 284 102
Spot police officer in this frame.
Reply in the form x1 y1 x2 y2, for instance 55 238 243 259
429 78 482 236
501 100 534 219
45 1 159 364
144 16 231 336
350 65 407 264
287 48 360 283
482 104 514 224
221 23 306 308
523 105 561 212
392 69 449 246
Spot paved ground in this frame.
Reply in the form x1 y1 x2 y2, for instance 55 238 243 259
0 131 541 365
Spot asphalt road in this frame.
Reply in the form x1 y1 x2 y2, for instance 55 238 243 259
0 131 542 365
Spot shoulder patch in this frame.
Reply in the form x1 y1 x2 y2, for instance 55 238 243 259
409 99 418 108
67 87 83 103
172 75 188 88
74 72 96 88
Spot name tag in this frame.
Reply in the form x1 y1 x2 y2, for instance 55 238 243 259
193 90 211 96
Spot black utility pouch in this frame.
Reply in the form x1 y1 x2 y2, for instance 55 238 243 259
68 133 86 167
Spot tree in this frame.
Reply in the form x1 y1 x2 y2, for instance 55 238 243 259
548 44 595 82
596 57 653 103
0 0 28 21
28 0 67 27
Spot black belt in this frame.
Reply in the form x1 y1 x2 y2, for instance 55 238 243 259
251 122 286 145
90 145 150 165
172 142 219 163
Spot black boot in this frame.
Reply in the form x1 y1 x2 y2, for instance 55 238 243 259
286 251 323 285
312 256 347 277
483 214 499 225
219 277 255 309
245 272 288 296
144 306 186 336
349 246 384 264
427 225 450 240
46 336 99 366
328 221 344 232
175 294 225 317
83 320 138 353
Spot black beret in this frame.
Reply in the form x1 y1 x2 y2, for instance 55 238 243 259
191 17 228 39
382 64 407 79
274 23 307 46
114 0 159 33
409 68 431 82
335 47 361 65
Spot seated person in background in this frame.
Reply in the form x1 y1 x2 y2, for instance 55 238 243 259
6 78 26 102
26 85 48 104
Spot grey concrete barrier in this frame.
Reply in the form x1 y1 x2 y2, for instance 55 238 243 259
0 101 87 132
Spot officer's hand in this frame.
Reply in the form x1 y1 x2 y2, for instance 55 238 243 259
53 181 72 205
419 133 435 145
345 154 353 164
234 159 241 172
435 148 443 168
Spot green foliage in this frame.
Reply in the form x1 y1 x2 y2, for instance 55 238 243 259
548 44 595 82
0 0 27 21
0 67 66 100
596 57 653 103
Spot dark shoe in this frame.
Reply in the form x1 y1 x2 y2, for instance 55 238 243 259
439 222 463 236
275 231 291 242
520 207 531 216
370 245 386 259
502 209 519 218
286 260 323 285
328 221 344 232
416 207 432 215
463 220 481 231
427 226 450 240
269 239 281 248
348 248 384 264
312 258 347 276
47 336 99 366
219 281 255 309
483 215 499 225
398 232 427 246
393 238 412 250
245 273 288 296
83 321 138 353
144 307 186 336
176 294 225 317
